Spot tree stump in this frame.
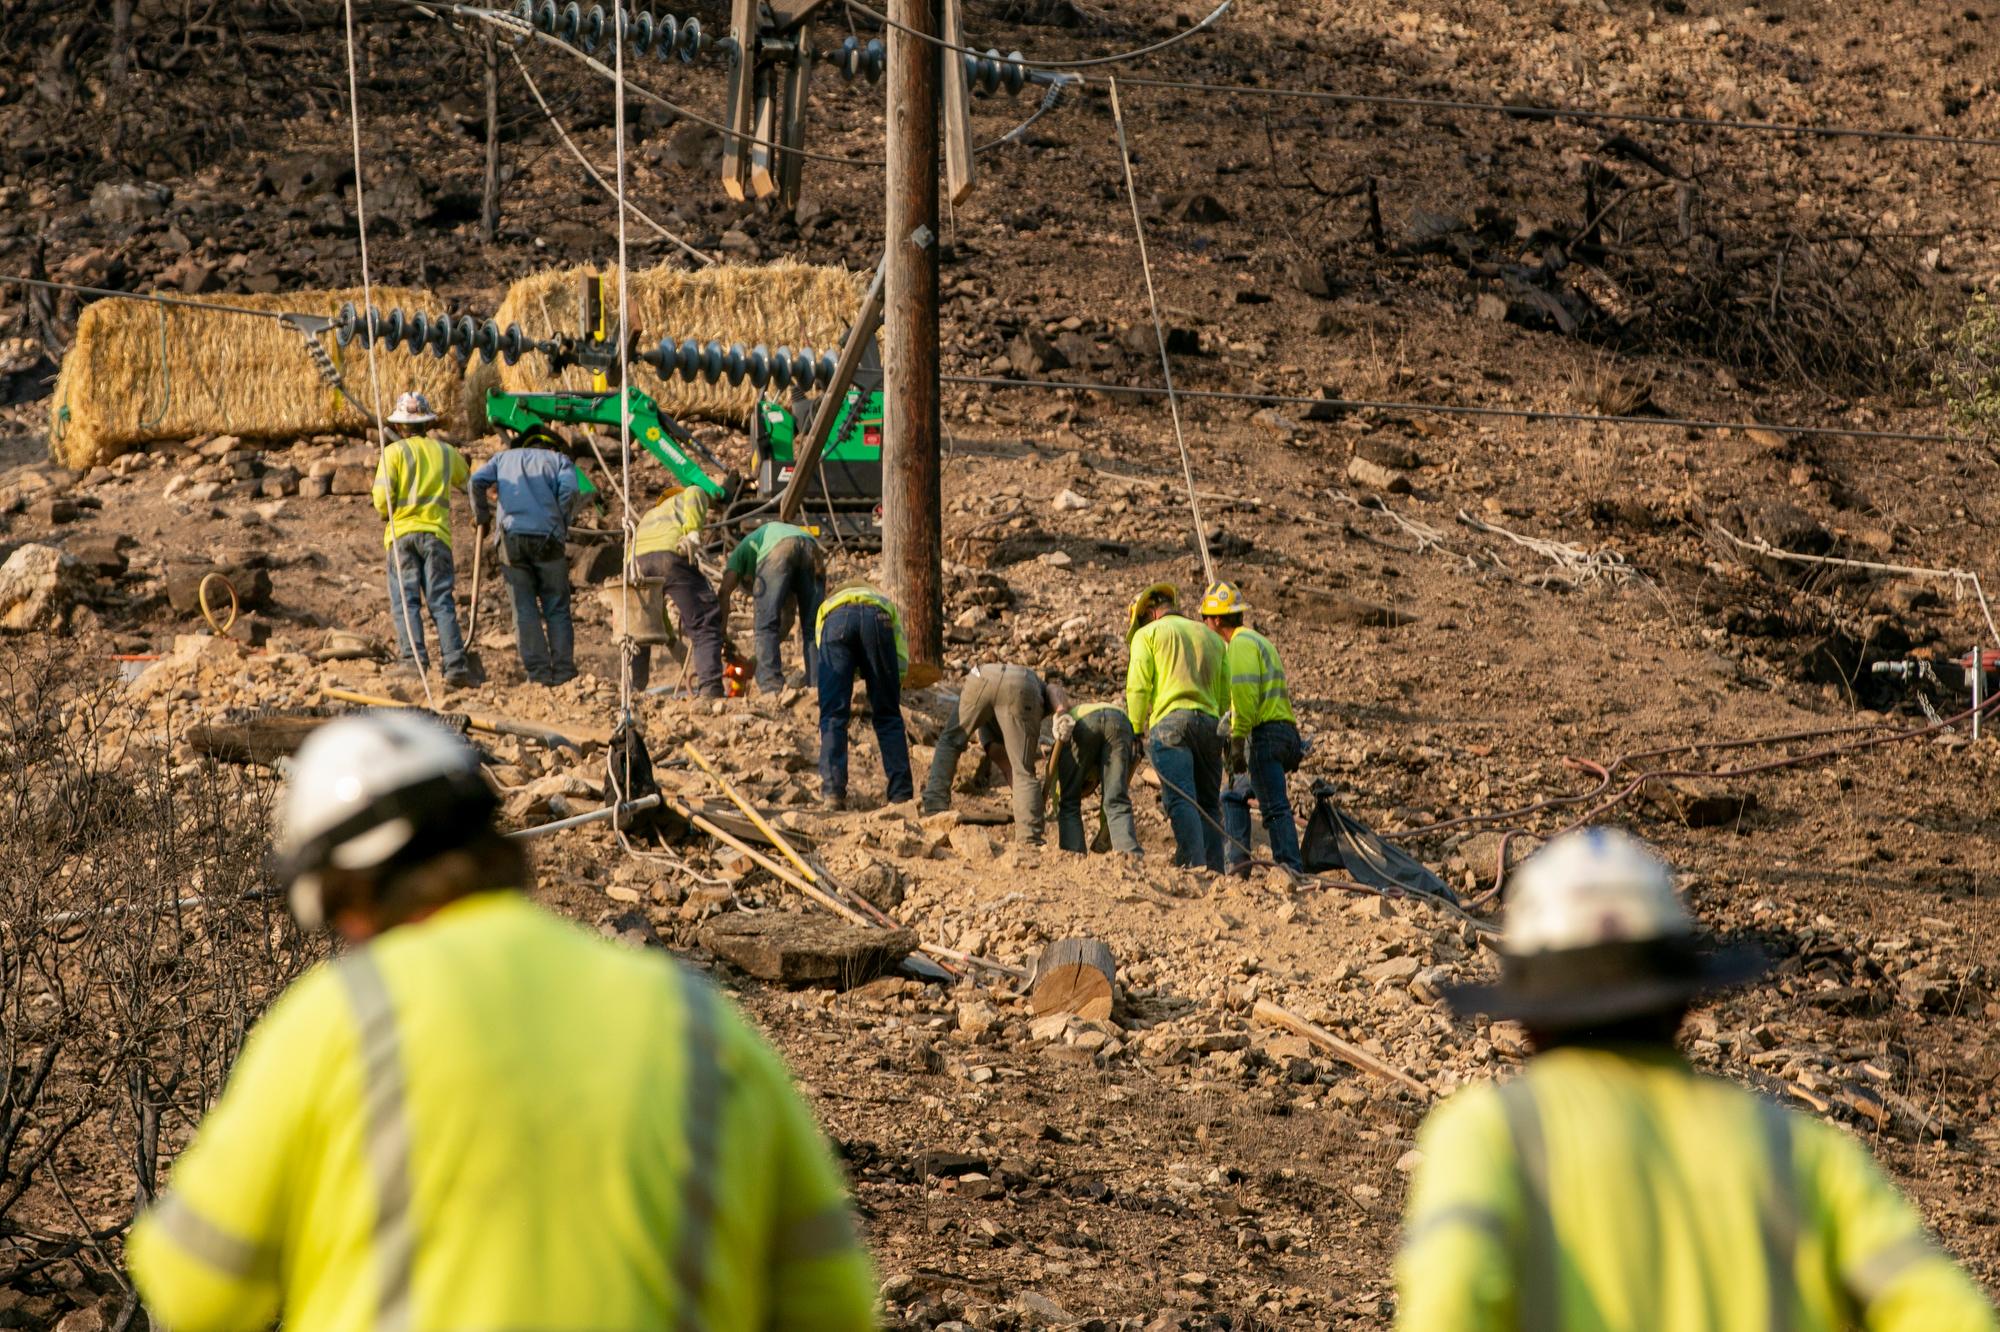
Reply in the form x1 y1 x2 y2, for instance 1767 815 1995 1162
1030 938 1116 1021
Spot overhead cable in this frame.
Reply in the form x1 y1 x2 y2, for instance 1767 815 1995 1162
1108 74 1211 584
841 0 1232 69
409 1 888 167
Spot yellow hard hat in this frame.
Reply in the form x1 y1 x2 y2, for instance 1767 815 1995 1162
1200 581 1248 618
1126 582 1178 642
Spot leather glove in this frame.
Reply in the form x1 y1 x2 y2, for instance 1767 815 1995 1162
676 531 702 560
1051 713 1077 745
1227 733 1248 775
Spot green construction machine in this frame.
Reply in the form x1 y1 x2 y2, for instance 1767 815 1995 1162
482 274 884 544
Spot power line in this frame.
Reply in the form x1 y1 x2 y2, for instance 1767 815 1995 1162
939 372 1976 446
0 275 292 322
1111 75 2000 152
413 2 889 167
842 0 1232 70
1108 74 1211 584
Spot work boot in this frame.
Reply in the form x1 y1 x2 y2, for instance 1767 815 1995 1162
444 668 476 689
819 792 846 813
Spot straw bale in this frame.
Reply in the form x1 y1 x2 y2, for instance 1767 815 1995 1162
492 261 862 426
49 288 465 471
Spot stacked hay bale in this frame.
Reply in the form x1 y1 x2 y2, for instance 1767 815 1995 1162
49 288 465 471
484 260 863 429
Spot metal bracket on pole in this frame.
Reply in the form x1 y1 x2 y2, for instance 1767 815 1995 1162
777 256 887 524
722 0 831 209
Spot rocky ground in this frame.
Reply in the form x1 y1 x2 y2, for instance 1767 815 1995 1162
6 0 2000 1327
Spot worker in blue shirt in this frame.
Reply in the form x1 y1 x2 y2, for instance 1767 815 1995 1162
469 425 582 686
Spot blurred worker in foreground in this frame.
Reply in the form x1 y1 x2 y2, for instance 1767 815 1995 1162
1125 582 1229 871
717 518 823 692
629 483 724 696
469 425 580 687
817 579 911 811
373 392 473 687
1050 700 1142 856
1201 581 1304 875
125 712 877 1332
1396 827 1996 1332
921 663 1065 846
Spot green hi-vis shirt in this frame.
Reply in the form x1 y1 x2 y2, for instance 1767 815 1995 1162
372 435 469 548
1125 613 1228 732
1396 1045 1996 1332
725 522 816 581
1226 627 1295 739
633 487 711 558
127 893 876 1332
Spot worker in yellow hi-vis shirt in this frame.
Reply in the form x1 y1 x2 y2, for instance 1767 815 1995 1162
1124 582 1229 871
126 712 877 1332
372 391 473 687
1397 827 1995 1332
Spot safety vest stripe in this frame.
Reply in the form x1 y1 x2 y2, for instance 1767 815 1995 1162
1846 1230 1939 1310
671 969 726 1332
1757 1102 1798 1332
776 1203 860 1263
1399 1202 1508 1254
335 950 418 1332
149 1192 272 1280
1498 1078 1559 1327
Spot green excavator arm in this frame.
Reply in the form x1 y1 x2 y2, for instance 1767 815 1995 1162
485 386 734 501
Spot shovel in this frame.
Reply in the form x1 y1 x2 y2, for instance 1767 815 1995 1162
461 522 490 681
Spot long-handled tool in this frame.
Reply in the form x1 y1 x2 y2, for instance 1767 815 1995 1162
460 523 490 682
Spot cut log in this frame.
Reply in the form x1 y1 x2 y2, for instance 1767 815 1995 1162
698 912 916 989
1031 938 1117 1021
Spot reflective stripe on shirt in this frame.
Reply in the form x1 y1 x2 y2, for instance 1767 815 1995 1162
335 949 418 1332
148 1192 272 1280
671 968 726 1332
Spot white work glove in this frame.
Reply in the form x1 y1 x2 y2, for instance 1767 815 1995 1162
1052 713 1077 744
1219 708 1234 736
675 531 702 560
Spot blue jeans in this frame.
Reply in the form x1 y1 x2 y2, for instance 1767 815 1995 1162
501 532 573 684
1055 707 1140 855
817 603 912 802
1222 720 1305 871
1147 709 1223 871
386 533 466 676
753 538 822 692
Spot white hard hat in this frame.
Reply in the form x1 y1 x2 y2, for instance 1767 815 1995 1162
1501 827 1686 957
1445 827 1767 1030
387 391 438 425
276 712 493 929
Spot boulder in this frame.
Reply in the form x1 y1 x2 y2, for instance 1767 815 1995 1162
88 181 170 227
0 544 86 630
164 562 273 616
698 912 916 988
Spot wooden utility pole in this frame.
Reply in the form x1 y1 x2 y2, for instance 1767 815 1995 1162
883 0 944 680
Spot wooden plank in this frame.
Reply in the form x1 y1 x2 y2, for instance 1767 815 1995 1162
939 0 976 205
1252 998 1431 1098
1030 938 1116 1021
719 0 760 201
748 65 780 199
